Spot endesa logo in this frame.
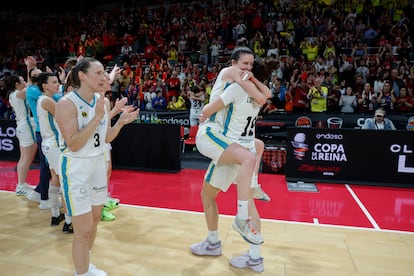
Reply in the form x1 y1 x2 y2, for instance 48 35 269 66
0 126 16 151
390 144 414 174
315 133 344 140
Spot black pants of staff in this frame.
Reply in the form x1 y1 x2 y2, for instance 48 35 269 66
34 131 51 201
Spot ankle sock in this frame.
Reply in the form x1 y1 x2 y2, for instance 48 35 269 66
237 200 248 219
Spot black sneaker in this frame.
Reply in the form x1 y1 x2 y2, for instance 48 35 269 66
51 214 65 226
62 222 74 234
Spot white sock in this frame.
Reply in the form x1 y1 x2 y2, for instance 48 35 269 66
237 200 249 219
249 244 261 259
49 185 60 217
207 230 219 243
251 175 258 188
64 213 72 224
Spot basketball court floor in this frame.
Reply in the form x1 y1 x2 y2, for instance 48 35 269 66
0 160 413 275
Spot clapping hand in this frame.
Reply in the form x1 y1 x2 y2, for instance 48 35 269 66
118 106 140 126
95 96 105 121
113 97 129 114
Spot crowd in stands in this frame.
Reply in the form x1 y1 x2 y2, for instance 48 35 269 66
1 0 414 120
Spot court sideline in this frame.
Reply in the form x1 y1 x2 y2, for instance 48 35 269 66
0 160 413 275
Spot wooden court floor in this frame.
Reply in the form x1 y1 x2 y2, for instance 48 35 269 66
1 158 414 276
1 191 414 276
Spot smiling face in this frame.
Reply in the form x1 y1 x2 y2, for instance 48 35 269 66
232 52 254 71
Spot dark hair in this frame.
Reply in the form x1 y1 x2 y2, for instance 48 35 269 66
252 57 279 82
67 57 100 89
29 68 40 83
5 75 21 92
230 46 254 62
64 70 76 93
37 72 56 92
64 57 78 70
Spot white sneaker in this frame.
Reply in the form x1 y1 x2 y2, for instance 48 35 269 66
232 217 264 245
27 190 41 203
253 184 271 202
190 239 222 256
229 252 264 272
38 200 51 210
89 264 107 276
15 183 34 196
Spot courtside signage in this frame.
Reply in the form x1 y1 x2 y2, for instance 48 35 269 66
285 127 414 187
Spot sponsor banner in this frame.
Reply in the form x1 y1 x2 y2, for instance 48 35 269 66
0 120 19 161
286 127 414 187
256 112 413 138
139 111 191 127
261 145 286 174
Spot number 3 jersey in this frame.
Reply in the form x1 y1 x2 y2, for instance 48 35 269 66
60 91 108 158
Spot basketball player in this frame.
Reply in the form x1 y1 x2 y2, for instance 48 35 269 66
192 49 276 272
55 57 138 276
36 72 71 228
6 75 38 195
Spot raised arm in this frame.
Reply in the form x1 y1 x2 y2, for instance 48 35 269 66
223 67 269 105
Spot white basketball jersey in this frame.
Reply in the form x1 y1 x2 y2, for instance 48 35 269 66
200 68 232 131
37 95 59 145
60 92 108 158
219 83 261 145
9 90 35 127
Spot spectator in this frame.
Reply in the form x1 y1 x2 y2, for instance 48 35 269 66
389 68 405 97
166 69 181 102
355 58 369 84
266 42 279 59
260 98 278 116
290 73 309 113
269 76 286 109
210 39 221 66
362 108 396 130
116 68 132 99
152 90 167 111
357 82 377 113
394 87 414 113
326 81 341 113
307 78 328 112
377 81 396 113
339 87 357 113
234 19 247 40
167 45 178 68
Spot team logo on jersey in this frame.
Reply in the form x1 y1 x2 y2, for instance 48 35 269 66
82 111 88 117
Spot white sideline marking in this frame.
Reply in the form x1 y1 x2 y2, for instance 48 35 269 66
345 184 380 230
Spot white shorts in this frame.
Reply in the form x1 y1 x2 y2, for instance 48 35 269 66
16 120 36 147
41 137 60 173
196 126 233 164
205 161 258 192
59 154 107 217
104 143 112 162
